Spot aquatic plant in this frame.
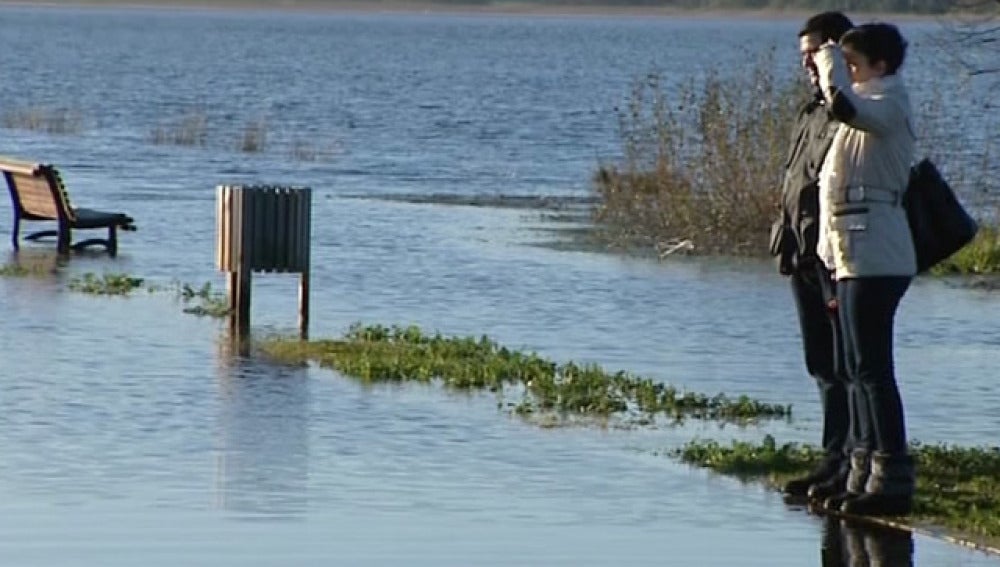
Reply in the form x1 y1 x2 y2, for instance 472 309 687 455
177 281 231 318
65 272 231 317
67 272 144 295
260 323 791 425
674 437 1000 547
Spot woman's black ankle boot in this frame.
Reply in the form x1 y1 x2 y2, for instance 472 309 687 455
841 451 915 517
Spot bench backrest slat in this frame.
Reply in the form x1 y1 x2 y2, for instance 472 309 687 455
9 171 62 218
0 158 75 222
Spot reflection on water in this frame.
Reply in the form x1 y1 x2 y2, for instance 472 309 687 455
214 334 310 519
821 515 914 567
2 249 67 274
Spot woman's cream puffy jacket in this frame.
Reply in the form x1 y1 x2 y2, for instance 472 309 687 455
814 44 917 279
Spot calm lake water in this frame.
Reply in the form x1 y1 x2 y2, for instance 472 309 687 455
1 5 998 566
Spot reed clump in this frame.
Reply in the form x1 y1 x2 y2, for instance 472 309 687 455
674 437 1000 546
594 51 800 257
1 107 83 135
150 111 208 146
260 323 791 425
238 119 268 153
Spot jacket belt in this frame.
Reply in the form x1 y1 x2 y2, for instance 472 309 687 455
836 185 901 206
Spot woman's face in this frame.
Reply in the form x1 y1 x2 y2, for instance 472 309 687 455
842 45 886 83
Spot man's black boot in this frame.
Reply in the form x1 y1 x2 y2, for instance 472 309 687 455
813 448 868 509
783 454 844 497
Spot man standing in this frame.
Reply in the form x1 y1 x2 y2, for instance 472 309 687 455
774 11 855 499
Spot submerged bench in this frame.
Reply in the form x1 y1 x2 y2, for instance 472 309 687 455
0 156 136 256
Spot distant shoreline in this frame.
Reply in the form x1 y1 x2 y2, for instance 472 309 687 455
0 0 941 21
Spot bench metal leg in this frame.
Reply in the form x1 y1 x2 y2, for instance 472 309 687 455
11 212 19 250
57 221 70 255
108 225 118 257
25 230 58 241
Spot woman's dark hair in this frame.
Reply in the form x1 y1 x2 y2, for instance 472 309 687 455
840 23 908 75
799 11 854 43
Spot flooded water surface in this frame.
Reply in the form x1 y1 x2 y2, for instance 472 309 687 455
0 6 998 566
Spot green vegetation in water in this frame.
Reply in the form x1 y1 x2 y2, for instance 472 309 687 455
64 272 231 317
67 272 145 295
260 323 791 425
176 281 231 318
674 437 1000 546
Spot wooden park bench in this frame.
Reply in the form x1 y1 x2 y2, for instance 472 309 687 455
0 156 136 256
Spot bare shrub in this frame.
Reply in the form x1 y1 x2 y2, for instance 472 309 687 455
594 50 802 257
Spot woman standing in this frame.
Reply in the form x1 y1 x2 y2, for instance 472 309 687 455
810 23 917 516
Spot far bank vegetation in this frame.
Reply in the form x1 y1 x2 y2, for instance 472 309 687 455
594 51 1000 273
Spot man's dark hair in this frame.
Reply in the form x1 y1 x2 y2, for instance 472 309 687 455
799 11 854 43
840 23 908 75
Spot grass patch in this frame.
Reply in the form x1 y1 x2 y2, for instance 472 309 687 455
259 323 791 425
673 437 1000 546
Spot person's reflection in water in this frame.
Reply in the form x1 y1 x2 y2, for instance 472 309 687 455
214 333 310 519
822 515 914 567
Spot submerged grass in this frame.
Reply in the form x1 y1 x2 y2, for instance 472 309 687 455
176 281 231 317
259 323 791 425
67 272 145 295
674 437 1000 546
62 271 230 316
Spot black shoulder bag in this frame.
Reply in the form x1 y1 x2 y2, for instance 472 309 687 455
904 158 979 273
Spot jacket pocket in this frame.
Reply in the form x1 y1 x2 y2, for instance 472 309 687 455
832 211 869 261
